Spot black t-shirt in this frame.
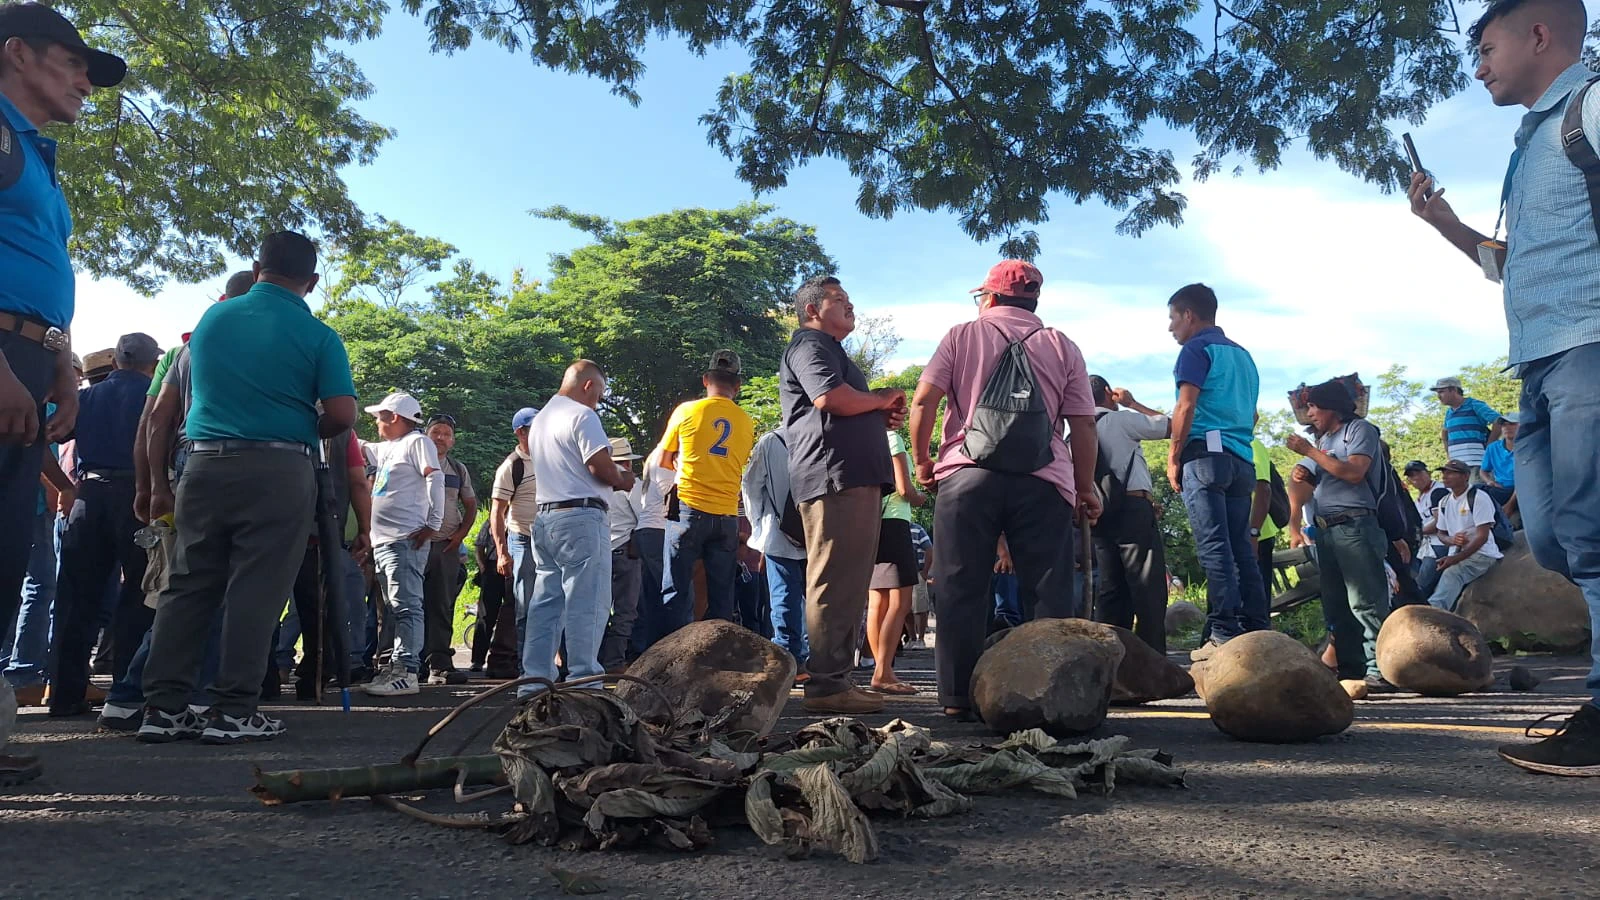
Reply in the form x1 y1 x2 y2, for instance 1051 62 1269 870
778 328 892 504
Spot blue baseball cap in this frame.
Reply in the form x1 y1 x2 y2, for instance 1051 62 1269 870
511 407 539 430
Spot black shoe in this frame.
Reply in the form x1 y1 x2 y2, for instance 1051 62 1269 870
47 701 93 718
1189 635 1232 663
1362 676 1400 695
295 679 318 701
469 663 484 673
201 711 285 745
426 669 470 686
484 667 520 680
348 665 374 685
137 706 207 743
1498 704 1600 777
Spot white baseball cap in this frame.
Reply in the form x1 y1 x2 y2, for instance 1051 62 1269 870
364 391 423 424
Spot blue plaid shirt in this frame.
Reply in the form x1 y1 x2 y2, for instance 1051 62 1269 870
1503 64 1600 366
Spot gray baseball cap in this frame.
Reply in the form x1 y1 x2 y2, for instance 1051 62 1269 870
114 332 161 365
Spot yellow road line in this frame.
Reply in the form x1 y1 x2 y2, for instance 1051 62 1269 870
1109 709 1527 735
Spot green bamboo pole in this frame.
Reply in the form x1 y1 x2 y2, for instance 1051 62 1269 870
250 755 504 805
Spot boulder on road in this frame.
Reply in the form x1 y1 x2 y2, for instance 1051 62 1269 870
1376 605 1494 696
1108 626 1194 705
1456 538 1591 652
617 620 796 737
1165 601 1204 636
971 619 1125 736
1201 631 1353 743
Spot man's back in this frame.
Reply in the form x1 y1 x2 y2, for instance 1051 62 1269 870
74 369 149 472
527 395 611 504
660 396 754 516
185 282 353 447
1173 326 1258 463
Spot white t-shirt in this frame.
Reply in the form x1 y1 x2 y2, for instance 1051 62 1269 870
1094 406 1169 494
634 446 678 531
527 394 612 504
1433 487 1503 561
364 431 444 546
608 489 640 551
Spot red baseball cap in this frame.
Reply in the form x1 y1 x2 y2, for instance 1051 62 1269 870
972 260 1043 300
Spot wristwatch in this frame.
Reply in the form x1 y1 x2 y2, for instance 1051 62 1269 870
1249 527 1261 538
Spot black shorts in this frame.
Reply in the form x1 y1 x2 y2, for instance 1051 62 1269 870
870 518 919 590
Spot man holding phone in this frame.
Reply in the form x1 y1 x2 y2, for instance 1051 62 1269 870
1407 0 1600 777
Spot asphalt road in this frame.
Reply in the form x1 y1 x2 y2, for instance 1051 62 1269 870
3 650 1597 899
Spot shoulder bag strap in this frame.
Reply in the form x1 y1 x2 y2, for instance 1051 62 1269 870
1562 77 1600 243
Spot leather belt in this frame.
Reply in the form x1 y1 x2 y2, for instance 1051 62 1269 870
190 439 312 457
1315 509 1372 530
1124 490 1152 500
81 468 134 481
538 498 608 513
0 312 68 352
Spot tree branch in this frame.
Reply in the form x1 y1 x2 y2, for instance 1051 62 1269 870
811 1 854 131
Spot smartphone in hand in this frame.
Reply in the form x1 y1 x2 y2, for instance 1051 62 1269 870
1403 132 1437 198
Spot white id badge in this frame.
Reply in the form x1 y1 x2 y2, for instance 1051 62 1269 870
1477 241 1505 284
1205 430 1224 454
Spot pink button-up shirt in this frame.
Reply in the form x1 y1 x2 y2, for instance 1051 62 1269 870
920 305 1094 503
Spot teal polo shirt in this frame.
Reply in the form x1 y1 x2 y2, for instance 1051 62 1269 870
0 92 74 328
1173 326 1260 463
184 282 355 447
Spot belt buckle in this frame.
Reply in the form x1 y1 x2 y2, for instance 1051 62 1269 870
41 327 68 352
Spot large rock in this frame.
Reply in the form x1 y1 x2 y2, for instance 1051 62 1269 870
1164 601 1204 636
1108 626 1194 705
1376 605 1494 696
616 620 796 737
1456 538 1592 652
971 619 1125 736
1201 631 1353 743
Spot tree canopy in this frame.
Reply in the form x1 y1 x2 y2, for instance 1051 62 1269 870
407 0 1479 257
64 2 391 291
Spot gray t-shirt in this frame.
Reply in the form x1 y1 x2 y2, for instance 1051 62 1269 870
1094 406 1169 495
778 328 892 504
163 344 194 444
1300 418 1385 515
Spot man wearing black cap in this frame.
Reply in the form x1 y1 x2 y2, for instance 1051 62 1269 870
657 350 755 635
1403 459 1451 597
0 2 125 779
47 332 160 717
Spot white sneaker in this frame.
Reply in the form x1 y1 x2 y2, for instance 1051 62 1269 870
906 639 927 651
364 670 419 697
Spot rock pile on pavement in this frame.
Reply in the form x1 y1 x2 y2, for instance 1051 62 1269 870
1107 626 1194 705
1457 538 1592 652
971 619 1125 735
1376 605 1494 696
1194 631 1353 743
616 619 796 737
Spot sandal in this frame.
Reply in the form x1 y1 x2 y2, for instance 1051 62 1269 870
942 707 977 722
868 682 920 696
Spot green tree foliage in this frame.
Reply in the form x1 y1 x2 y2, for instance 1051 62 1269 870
322 218 459 308
63 2 391 292
528 203 834 448
846 314 902 380
321 261 570 491
406 0 1472 257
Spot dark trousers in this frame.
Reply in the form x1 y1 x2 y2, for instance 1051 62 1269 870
143 449 316 718
421 540 463 672
1093 495 1168 654
1256 534 1277 615
0 334 56 647
49 476 151 711
660 507 738 635
931 467 1076 709
289 543 344 686
734 563 772 639
470 567 520 674
601 547 642 670
629 527 666 654
1387 541 1425 608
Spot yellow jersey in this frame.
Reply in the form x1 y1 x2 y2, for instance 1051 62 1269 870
658 396 755 516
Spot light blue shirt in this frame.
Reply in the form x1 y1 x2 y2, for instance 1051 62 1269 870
1503 64 1600 366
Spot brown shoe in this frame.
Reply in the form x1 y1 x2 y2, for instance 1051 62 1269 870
12 684 46 707
802 686 885 716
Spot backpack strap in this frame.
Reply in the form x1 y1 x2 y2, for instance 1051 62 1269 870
1561 76 1600 243
507 451 526 498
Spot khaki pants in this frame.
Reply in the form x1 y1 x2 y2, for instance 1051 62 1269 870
798 487 882 698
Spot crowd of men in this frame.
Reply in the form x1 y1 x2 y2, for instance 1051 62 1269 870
3 0 1599 789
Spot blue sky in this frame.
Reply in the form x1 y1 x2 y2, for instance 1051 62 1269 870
74 12 1537 413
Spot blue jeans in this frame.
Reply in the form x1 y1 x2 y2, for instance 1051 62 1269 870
521 507 610 695
508 530 535 665
372 540 427 672
107 611 223 708
765 554 809 667
660 506 739 635
2 509 57 687
629 527 667 655
991 572 1023 628
1515 343 1600 707
1181 451 1270 640
342 550 369 669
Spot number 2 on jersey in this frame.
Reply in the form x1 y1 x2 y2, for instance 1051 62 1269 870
709 418 732 457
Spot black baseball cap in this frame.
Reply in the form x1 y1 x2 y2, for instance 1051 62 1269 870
0 3 127 88
1402 460 1429 475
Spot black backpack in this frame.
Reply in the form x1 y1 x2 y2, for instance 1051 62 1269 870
1267 465 1291 531
950 323 1054 475
1371 439 1413 545
1092 411 1140 527
770 432 805 548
